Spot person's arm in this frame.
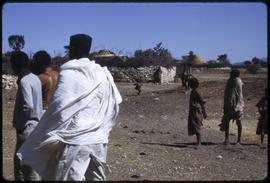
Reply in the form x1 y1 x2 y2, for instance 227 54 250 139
20 78 36 122
197 91 207 119
235 78 244 111
39 75 51 109
256 98 264 114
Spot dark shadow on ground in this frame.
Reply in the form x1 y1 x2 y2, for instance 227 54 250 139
141 141 219 148
150 88 183 95
125 94 140 97
141 141 261 150
174 142 218 146
230 142 259 146
141 142 188 148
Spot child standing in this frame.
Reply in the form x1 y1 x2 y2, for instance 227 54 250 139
188 78 207 146
134 79 142 95
256 87 268 147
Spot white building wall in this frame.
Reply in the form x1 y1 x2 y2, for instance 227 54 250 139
159 66 176 83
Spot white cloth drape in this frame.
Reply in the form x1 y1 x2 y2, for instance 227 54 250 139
17 58 122 177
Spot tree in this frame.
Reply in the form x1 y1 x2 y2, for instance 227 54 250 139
8 35 25 51
251 57 262 66
133 42 174 68
261 60 267 67
244 58 262 74
182 51 204 66
206 60 219 68
217 54 230 67
244 60 251 66
187 51 196 64
248 57 261 74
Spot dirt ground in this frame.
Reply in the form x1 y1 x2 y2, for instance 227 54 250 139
2 70 268 181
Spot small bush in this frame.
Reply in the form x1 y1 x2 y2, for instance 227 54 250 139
246 64 260 74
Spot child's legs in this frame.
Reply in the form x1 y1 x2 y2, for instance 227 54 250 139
195 131 201 145
225 123 230 144
236 119 242 143
261 130 265 144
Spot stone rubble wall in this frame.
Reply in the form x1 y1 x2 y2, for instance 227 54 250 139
108 66 177 83
159 66 177 84
2 66 177 90
108 66 160 83
2 75 18 90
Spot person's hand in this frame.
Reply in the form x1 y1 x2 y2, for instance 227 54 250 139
37 140 61 154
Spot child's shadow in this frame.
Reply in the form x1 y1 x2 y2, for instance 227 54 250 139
174 142 218 147
141 142 187 148
125 94 140 97
141 141 217 149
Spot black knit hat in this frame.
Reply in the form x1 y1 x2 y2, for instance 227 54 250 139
65 34 92 53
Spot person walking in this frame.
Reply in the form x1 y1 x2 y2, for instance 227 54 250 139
219 69 244 145
10 51 42 181
17 34 122 180
187 77 207 146
32 50 58 110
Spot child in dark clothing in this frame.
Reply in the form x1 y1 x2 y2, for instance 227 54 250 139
256 87 268 147
188 78 207 146
134 79 142 95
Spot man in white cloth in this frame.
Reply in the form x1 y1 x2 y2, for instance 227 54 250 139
17 34 122 180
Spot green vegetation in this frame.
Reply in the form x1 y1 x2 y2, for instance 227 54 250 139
8 35 25 51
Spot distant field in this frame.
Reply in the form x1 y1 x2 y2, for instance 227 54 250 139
2 69 268 181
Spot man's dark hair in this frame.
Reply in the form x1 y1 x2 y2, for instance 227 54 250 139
68 34 92 59
230 69 240 78
188 77 199 89
10 51 29 71
32 50 51 74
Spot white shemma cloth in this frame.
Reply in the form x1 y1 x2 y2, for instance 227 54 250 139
17 58 122 177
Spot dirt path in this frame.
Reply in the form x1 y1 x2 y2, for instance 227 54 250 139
2 73 268 181
107 81 267 181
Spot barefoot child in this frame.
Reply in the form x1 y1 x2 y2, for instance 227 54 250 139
134 79 142 95
256 87 268 147
187 77 207 146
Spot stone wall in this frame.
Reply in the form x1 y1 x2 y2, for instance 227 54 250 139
2 66 178 90
108 66 177 83
2 75 18 90
159 66 177 83
108 66 160 83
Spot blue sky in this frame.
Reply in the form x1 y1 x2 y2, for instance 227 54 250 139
2 2 267 63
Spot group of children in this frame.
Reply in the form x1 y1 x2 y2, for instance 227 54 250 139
132 68 267 147
185 69 268 146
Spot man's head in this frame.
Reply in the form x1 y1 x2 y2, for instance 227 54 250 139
32 50 51 74
10 51 30 75
230 69 240 78
67 34 92 59
188 77 199 89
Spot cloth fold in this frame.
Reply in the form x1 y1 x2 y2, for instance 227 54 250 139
219 77 244 131
17 58 122 177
